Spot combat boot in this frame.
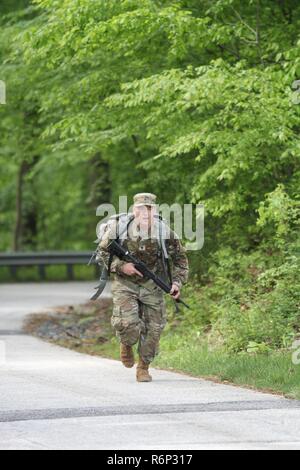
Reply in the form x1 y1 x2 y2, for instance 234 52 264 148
120 343 135 368
136 358 152 382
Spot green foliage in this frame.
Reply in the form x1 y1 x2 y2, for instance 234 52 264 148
257 184 300 249
176 239 300 353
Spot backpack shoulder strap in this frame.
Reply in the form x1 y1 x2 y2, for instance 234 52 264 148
155 215 173 285
155 215 169 259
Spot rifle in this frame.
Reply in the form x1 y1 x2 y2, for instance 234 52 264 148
108 239 190 309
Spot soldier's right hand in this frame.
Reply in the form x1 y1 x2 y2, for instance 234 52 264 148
121 263 144 277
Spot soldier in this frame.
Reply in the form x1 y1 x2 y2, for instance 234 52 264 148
96 193 189 382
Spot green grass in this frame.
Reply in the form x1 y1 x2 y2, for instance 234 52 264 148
88 334 300 399
153 337 300 399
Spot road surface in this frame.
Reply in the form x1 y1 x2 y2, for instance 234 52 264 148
0 282 299 450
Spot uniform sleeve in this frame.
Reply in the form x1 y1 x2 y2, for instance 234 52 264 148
167 230 189 288
95 221 127 274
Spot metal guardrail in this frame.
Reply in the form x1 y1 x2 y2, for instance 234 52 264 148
0 251 99 280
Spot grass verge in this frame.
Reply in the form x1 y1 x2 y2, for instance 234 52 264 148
24 300 300 400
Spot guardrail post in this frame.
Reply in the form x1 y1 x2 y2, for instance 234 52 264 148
67 264 74 281
38 265 46 281
10 266 18 281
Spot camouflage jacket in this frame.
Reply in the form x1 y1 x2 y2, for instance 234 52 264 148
96 218 189 288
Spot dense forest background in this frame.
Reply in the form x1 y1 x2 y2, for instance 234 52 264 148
0 0 299 355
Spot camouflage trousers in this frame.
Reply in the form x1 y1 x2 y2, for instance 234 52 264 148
111 275 167 365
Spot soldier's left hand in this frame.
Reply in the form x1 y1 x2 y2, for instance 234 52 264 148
170 283 180 300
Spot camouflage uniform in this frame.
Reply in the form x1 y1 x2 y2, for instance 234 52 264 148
96 211 189 365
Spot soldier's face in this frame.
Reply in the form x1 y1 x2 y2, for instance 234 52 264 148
133 205 156 228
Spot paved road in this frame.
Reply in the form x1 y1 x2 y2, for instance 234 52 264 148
0 282 299 450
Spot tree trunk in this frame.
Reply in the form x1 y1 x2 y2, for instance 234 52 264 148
88 152 111 207
13 156 39 251
13 160 27 251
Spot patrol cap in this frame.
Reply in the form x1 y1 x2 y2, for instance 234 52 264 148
133 193 157 207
